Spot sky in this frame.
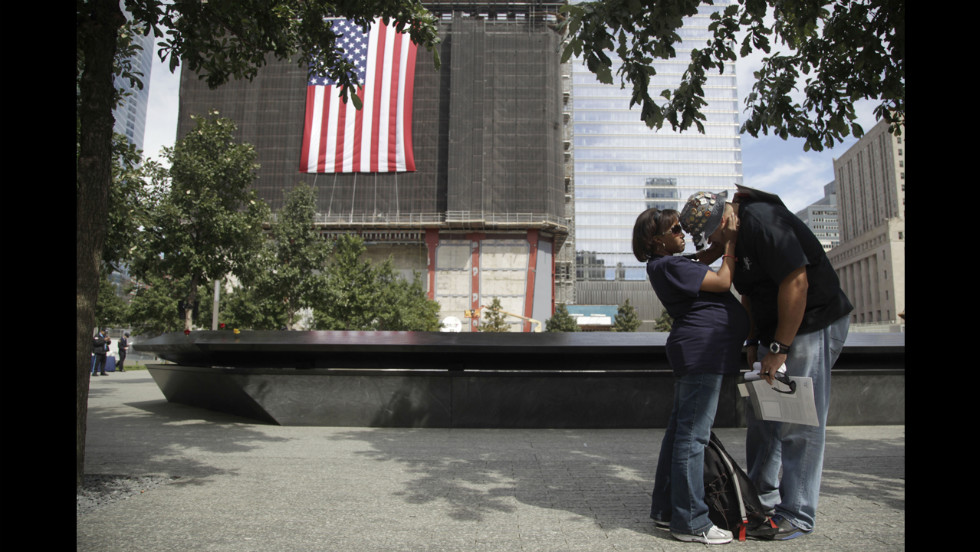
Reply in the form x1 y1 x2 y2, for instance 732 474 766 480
139 35 879 216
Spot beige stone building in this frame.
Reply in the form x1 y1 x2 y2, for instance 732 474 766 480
827 119 905 330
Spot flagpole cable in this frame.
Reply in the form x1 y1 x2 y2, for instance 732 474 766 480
328 173 337 218
350 172 357 223
311 173 319 221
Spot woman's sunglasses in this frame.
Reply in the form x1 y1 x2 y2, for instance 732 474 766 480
660 224 683 236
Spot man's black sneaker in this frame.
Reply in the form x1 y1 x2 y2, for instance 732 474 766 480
771 514 812 540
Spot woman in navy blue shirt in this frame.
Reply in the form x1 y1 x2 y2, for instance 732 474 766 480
631 196 747 545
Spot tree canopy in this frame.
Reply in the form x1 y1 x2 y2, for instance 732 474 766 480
130 112 269 330
546 304 581 332
131 0 441 103
127 273 210 336
561 0 905 152
478 298 512 333
103 134 166 276
242 185 333 330
312 234 442 331
613 299 641 332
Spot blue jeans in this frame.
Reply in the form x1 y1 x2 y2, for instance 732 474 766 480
650 372 724 534
745 315 849 532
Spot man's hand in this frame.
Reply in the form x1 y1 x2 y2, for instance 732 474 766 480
760 352 786 385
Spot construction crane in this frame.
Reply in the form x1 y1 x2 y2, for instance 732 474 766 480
464 306 543 332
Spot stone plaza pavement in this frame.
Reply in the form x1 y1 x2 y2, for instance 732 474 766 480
78 370 905 551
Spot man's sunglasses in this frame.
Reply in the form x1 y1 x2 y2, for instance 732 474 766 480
771 372 797 394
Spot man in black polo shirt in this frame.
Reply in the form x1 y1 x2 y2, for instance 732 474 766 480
684 185 853 540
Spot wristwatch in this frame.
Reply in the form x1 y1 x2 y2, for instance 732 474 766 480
769 340 791 354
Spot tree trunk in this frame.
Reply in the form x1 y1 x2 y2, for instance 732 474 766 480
76 0 125 489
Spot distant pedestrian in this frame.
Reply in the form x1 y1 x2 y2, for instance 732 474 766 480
117 332 130 372
91 328 110 376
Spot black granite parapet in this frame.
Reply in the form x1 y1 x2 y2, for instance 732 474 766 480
135 331 904 427
135 331 671 370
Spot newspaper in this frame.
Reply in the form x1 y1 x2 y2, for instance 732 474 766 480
737 363 819 426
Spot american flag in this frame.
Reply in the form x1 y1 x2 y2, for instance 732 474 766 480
300 18 418 174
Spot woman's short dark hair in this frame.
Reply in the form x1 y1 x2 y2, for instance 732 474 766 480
632 208 680 262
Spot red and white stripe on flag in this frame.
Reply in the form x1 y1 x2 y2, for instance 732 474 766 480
300 18 417 174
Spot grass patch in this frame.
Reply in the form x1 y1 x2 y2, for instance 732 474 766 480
115 361 149 371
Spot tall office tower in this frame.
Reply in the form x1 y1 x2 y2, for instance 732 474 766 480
112 3 154 150
828 119 905 329
176 1 569 331
106 2 156 305
795 181 840 252
570 1 742 330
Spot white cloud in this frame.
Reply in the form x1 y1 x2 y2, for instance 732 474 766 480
740 132 848 213
746 153 831 213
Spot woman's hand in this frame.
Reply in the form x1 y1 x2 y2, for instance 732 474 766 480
721 212 739 244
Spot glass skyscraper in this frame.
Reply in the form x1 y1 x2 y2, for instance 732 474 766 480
112 3 154 151
570 1 742 326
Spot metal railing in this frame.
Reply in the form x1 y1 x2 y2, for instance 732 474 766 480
305 211 570 230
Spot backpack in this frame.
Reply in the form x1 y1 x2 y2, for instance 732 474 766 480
703 432 778 541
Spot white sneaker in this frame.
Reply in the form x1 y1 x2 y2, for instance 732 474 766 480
671 525 733 544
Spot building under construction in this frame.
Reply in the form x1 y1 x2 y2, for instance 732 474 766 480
176 1 573 331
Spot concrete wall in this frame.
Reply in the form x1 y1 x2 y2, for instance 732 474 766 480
430 233 552 332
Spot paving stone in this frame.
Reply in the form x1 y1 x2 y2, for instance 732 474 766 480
78 372 905 551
